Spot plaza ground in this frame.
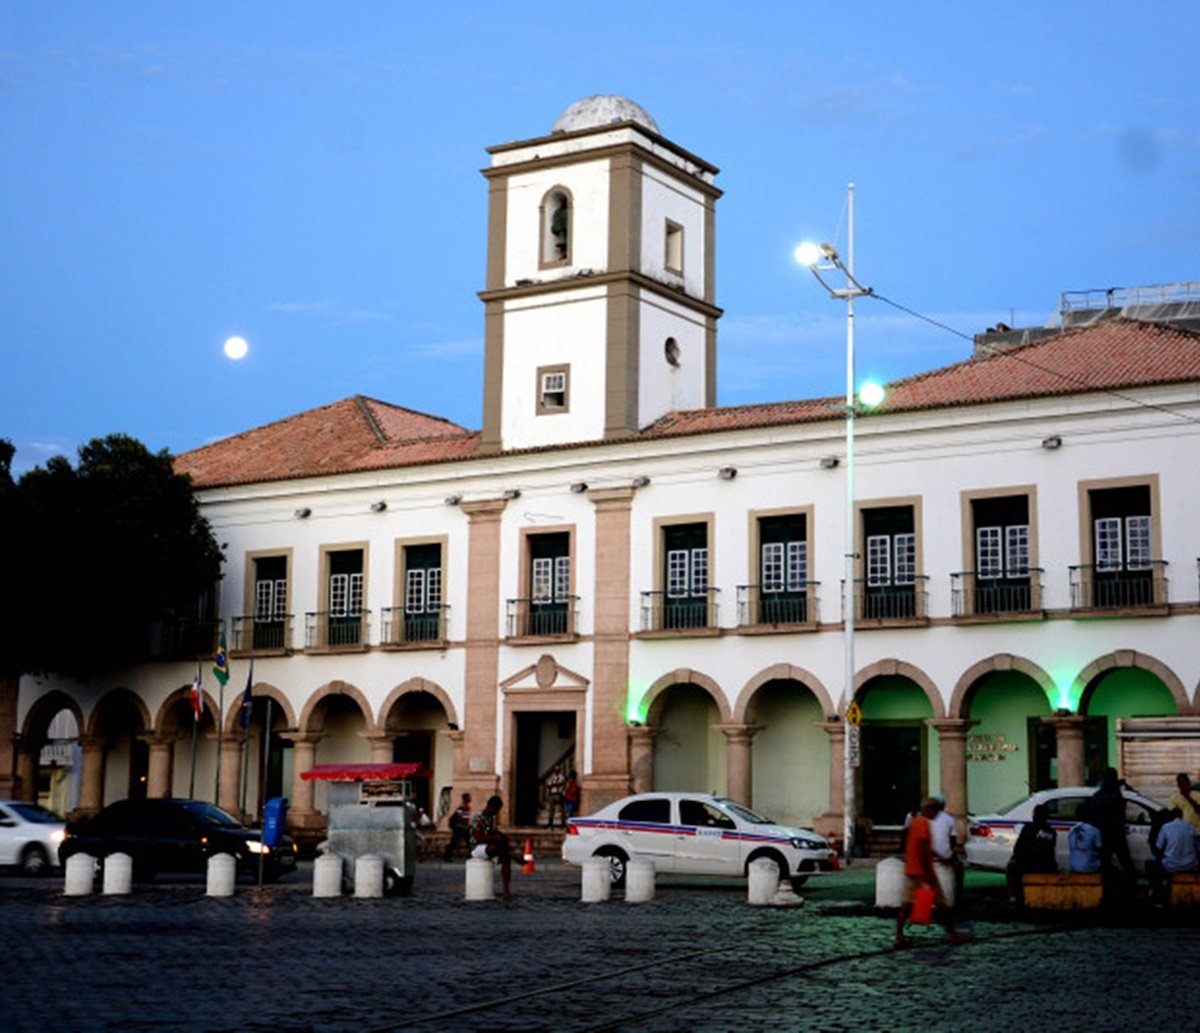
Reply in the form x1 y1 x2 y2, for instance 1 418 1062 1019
1 860 1196 1032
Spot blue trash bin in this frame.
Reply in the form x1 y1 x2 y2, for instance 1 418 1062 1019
262 797 289 848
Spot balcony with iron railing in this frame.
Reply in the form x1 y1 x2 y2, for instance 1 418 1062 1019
381 605 450 647
1069 562 1168 612
639 589 720 634
506 597 579 639
230 615 294 654
149 616 221 660
843 577 930 624
305 610 372 650
950 570 1044 619
737 583 820 630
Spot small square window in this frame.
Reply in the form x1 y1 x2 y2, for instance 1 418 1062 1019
536 364 569 414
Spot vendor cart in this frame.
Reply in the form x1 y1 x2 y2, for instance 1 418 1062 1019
300 762 431 895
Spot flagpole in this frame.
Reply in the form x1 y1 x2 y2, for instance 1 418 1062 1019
214 677 225 804
240 660 255 819
188 663 200 799
259 696 272 887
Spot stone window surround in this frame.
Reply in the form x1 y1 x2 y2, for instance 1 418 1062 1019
536 362 571 416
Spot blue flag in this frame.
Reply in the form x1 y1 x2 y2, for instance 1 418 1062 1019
239 660 254 730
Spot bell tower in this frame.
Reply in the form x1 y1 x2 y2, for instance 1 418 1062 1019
479 95 722 453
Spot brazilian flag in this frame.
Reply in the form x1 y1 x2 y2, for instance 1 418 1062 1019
212 631 230 687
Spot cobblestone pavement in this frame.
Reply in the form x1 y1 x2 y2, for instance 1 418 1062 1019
2 860 1197 1032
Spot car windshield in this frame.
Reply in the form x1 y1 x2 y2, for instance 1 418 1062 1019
997 795 1036 816
717 799 774 825
8 803 61 824
182 802 244 828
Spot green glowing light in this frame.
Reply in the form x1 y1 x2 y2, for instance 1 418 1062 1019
1047 666 1082 712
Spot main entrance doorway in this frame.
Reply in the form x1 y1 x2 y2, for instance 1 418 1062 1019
513 712 576 826
862 722 924 826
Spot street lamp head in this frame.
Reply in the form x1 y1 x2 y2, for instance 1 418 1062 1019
794 242 823 268
858 380 886 408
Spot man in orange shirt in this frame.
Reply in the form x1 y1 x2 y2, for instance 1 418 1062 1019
896 797 968 947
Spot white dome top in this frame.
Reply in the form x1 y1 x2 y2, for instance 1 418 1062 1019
551 95 660 135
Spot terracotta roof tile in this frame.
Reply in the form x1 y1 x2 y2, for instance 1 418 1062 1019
175 319 1200 488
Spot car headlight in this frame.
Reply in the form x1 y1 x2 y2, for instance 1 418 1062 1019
790 837 824 850
246 840 270 855
50 830 66 845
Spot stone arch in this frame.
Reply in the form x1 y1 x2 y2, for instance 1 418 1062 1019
156 685 221 737
220 682 297 737
950 654 1057 719
642 669 731 727
1073 650 1190 715
21 690 85 746
86 687 153 739
378 678 459 730
298 680 376 735
733 664 834 724
853 659 945 719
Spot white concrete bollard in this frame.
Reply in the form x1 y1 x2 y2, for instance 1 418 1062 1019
64 853 95 896
875 856 906 908
313 853 343 898
747 858 781 905
355 854 385 899
103 852 133 896
581 859 611 903
206 853 237 897
624 859 656 903
465 857 494 901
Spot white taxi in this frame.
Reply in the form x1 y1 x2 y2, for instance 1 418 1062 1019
562 792 835 891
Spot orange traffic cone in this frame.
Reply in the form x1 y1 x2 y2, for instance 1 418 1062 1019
521 838 536 874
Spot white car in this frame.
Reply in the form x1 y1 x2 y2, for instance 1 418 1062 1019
966 786 1164 874
0 800 66 875
562 792 835 891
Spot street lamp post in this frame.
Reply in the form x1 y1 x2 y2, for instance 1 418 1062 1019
796 184 877 861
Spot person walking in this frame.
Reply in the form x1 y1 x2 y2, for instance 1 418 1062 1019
545 765 567 828
895 797 968 947
563 770 581 821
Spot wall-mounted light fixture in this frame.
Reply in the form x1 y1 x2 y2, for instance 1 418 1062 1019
444 494 462 506
570 482 588 494
369 501 388 513
819 456 840 469
502 488 522 500
631 476 651 488
293 507 312 519
1042 435 1063 450
718 466 737 480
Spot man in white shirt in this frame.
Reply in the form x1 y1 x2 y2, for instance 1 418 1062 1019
929 795 963 913
1149 807 1199 903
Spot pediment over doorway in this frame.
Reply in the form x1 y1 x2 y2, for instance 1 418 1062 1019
500 654 590 695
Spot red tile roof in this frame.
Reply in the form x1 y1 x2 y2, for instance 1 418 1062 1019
176 319 1200 488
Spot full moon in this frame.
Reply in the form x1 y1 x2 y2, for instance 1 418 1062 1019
223 335 249 360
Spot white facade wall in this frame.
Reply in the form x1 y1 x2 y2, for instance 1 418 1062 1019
503 162 610 285
639 169 706 296
636 293 709 427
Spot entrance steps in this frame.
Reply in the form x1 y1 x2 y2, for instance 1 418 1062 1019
418 825 567 863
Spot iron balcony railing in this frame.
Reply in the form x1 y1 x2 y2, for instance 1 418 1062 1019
381 605 450 645
305 610 371 649
950 570 1044 617
1069 562 1168 610
506 596 579 638
736 583 820 627
842 577 930 622
231 615 293 652
149 617 221 660
640 589 720 632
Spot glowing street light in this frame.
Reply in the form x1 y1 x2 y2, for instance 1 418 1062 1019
796 183 884 861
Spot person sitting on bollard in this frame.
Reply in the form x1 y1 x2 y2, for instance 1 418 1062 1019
1068 799 1103 874
470 795 514 901
1006 803 1057 905
1147 807 1199 905
444 792 473 862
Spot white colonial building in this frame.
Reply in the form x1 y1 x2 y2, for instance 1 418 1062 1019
10 96 1200 848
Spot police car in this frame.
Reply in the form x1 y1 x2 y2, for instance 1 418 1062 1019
965 786 1164 873
562 791 835 890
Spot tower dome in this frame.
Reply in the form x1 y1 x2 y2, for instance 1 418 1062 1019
551 95 660 135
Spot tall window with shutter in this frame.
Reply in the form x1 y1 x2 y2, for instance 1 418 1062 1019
663 522 709 629
252 555 288 650
862 506 917 619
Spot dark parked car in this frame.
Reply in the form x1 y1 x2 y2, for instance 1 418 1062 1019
60 798 297 881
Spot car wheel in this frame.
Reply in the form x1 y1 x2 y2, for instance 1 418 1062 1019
20 844 50 876
595 846 628 888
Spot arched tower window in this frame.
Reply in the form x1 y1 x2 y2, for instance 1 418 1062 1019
540 187 572 268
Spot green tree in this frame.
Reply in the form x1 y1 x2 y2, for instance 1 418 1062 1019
2 435 224 679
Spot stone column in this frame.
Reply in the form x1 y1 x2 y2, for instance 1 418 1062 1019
218 737 243 812
586 487 637 810
365 732 397 764
0 677 19 799
77 737 105 817
627 726 659 796
813 720 845 841
927 718 978 839
1043 714 1087 788
15 742 38 802
715 724 763 806
284 735 323 828
144 736 174 799
459 499 507 803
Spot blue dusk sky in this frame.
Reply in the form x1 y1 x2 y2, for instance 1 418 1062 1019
2 3 1197 474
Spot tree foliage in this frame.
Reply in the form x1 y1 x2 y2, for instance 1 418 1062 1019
0 435 224 680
